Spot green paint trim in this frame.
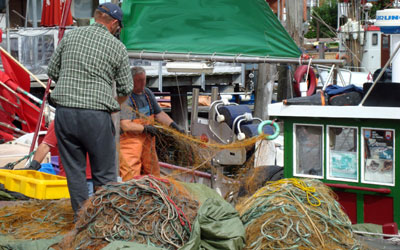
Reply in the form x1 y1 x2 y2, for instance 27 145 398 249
357 193 364 223
277 116 400 225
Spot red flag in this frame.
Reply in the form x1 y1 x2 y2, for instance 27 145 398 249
18 99 47 133
0 74 45 133
0 130 14 142
0 111 17 141
0 71 21 118
41 0 73 27
0 50 31 92
0 110 12 124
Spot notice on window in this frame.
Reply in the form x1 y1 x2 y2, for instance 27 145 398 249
362 128 394 185
328 127 358 181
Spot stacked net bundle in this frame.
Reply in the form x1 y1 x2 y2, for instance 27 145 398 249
55 175 199 250
0 199 74 239
236 178 363 250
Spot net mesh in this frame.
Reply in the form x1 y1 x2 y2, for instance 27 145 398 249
236 178 364 250
53 176 198 250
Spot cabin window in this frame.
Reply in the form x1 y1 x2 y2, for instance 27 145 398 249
327 126 358 182
382 35 390 49
361 128 395 186
293 124 324 178
372 33 378 46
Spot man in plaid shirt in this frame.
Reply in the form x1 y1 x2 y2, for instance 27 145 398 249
48 2 133 215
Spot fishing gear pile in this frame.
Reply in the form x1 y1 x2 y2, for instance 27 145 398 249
0 199 74 239
56 175 198 250
237 178 364 250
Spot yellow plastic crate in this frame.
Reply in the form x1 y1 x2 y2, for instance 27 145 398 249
0 170 70 199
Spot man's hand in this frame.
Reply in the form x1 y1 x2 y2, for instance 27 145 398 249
170 122 185 134
28 160 41 170
143 125 158 137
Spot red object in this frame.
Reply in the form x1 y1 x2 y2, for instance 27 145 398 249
0 111 17 137
0 29 2 43
0 84 19 121
0 71 46 133
293 65 317 97
0 50 31 93
42 121 92 179
40 0 73 27
364 195 393 225
325 183 391 194
0 130 14 142
335 191 357 224
365 25 380 31
382 223 398 239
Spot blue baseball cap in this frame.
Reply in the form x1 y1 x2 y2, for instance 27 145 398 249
97 2 123 28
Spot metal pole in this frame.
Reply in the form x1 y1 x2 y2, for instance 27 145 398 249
128 51 344 65
32 0 38 72
5 0 10 53
190 88 199 134
31 0 37 27
359 41 400 106
277 0 281 21
25 0 30 27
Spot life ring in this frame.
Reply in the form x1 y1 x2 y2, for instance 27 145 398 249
293 65 317 97
257 120 280 140
339 54 350 64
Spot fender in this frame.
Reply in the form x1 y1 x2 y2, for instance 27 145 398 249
293 65 317 97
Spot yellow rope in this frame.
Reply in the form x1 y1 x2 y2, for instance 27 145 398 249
253 178 321 207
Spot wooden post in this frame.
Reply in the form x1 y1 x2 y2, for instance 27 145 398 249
277 64 290 102
254 63 276 120
285 0 304 48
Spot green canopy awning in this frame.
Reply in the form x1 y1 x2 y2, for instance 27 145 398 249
121 0 301 58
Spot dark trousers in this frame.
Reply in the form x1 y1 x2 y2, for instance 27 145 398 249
55 106 117 213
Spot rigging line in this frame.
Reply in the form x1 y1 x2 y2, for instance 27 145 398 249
311 12 366 71
174 74 185 127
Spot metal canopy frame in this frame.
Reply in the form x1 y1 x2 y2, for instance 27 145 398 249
127 51 344 65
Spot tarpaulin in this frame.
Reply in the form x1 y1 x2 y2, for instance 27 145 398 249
40 0 73 27
181 198 245 250
121 0 301 58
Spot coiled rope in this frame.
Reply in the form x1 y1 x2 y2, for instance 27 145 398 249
58 175 198 250
237 178 362 250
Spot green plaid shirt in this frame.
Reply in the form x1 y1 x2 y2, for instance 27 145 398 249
48 23 133 112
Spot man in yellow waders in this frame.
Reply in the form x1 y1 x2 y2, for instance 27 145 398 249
119 66 185 181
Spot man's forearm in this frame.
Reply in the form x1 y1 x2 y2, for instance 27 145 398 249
117 96 128 105
120 119 144 134
155 111 174 126
32 143 51 163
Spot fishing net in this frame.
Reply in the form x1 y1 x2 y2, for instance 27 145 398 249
0 199 74 239
152 121 269 199
54 175 199 250
237 178 364 250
